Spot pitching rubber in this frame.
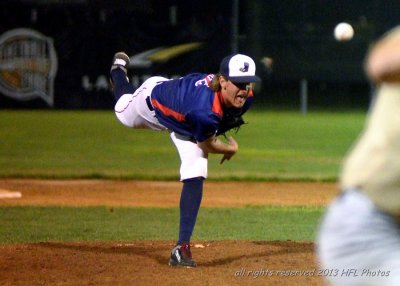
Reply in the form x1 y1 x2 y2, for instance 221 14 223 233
0 189 22 199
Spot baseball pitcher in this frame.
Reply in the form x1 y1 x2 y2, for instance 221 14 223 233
110 52 260 267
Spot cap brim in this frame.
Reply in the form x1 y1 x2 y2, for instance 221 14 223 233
227 75 261 83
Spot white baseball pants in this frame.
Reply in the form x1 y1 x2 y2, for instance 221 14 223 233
114 76 208 181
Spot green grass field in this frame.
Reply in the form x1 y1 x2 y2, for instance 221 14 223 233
0 109 366 243
0 206 324 243
0 109 365 180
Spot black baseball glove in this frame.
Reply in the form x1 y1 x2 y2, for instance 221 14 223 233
216 111 246 136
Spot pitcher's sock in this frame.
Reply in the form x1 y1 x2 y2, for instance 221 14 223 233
111 69 135 101
178 177 204 244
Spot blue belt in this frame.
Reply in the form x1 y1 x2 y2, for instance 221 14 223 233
146 96 154 111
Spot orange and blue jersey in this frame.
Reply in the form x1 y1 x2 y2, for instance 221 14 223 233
150 73 253 142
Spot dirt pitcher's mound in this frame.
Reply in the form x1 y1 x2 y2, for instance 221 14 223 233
0 240 325 286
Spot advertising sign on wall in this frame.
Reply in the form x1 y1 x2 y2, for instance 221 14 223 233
0 28 57 106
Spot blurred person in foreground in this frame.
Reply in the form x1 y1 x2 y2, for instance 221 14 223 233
317 26 400 286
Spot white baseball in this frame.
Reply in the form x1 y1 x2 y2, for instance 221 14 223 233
334 22 354 41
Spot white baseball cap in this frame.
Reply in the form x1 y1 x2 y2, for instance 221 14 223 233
219 54 261 83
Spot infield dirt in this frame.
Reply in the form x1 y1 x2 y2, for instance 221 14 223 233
0 180 339 286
